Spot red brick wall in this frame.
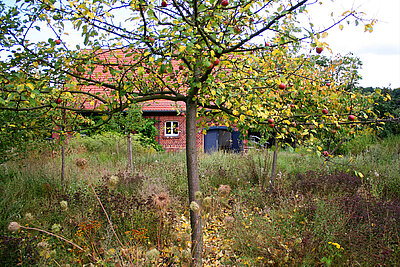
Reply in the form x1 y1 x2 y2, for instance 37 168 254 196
145 114 204 152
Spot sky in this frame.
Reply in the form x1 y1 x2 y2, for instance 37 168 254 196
308 0 400 88
1 0 399 88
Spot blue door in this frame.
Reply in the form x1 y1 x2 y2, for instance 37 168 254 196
204 129 219 153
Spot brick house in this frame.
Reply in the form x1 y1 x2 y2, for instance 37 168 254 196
141 99 243 152
76 49 244 152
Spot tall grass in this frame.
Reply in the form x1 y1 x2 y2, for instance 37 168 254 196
1 133 399 265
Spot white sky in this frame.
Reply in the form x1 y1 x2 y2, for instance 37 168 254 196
2 0 399 88
308 0 400 88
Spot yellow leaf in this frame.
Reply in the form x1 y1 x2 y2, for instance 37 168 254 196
322 32 328 38
101 115 108 121
26 83 34 90
240 114 245 122
317 146 322 151
339 25 344 30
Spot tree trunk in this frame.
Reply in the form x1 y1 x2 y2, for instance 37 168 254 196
61 140 65 185
128 133 133 173
269 137 279 192
185 98 202 267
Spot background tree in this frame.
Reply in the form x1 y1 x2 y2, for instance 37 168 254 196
0 0 385 265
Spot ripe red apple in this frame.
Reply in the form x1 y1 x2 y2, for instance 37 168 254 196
118 65 124 70
292 122 297 127
322 108 329 115
213 58 220 66
269 123 275 128
221 0 229 7
161 1 167 7
55 39 61 45
55 98 62 104
148 37 155 43
268 118 274 124
331 129 337 134
265 42 270 47
205 61 213 70
348 115 356 121
290 104 295 108
279 83 286 89
326 82 331 86
316 47 323 54
179 65 184 70
323 151 329 157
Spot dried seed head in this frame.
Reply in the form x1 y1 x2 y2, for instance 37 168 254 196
25 213 34 221
181 248 191 261
218 184 231 198
108 175 119 187
145 248 159 262
194 191 202 199
153 192 170 211
75 158 87 169
202 196 212 208
52 223 62 232
37 241 49 249
190 201 200 213
223 216 235 228
60 200 68 211
8 222 21 232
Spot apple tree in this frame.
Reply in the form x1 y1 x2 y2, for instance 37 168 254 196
0 0 382 265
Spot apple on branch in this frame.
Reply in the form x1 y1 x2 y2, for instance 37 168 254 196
316 47 323 54
221 0 228 7
348 115 356 121
322 108 329 115
161 1 167 7
205 61 213 70
279 83 286 90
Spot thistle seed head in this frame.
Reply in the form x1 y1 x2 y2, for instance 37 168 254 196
8 222 21 232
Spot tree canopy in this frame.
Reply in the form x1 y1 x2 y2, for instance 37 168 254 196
0 0 393 265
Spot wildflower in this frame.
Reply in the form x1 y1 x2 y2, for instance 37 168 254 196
328 241 344 250
218 184 231 198
60 201 68 211
145 248 159 262
153 192 171 211
8 222 21 232
75 158 87 169
190 201 200 213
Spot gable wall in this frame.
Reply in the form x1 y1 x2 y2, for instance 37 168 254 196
144 114 204 152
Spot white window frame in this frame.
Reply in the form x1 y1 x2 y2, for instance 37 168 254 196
165 121 179 137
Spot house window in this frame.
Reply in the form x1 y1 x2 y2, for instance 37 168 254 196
165 121 179 136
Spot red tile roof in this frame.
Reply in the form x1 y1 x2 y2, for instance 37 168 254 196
141 100 185 112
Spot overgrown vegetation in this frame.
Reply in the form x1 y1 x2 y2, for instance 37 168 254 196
1 134 399 266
